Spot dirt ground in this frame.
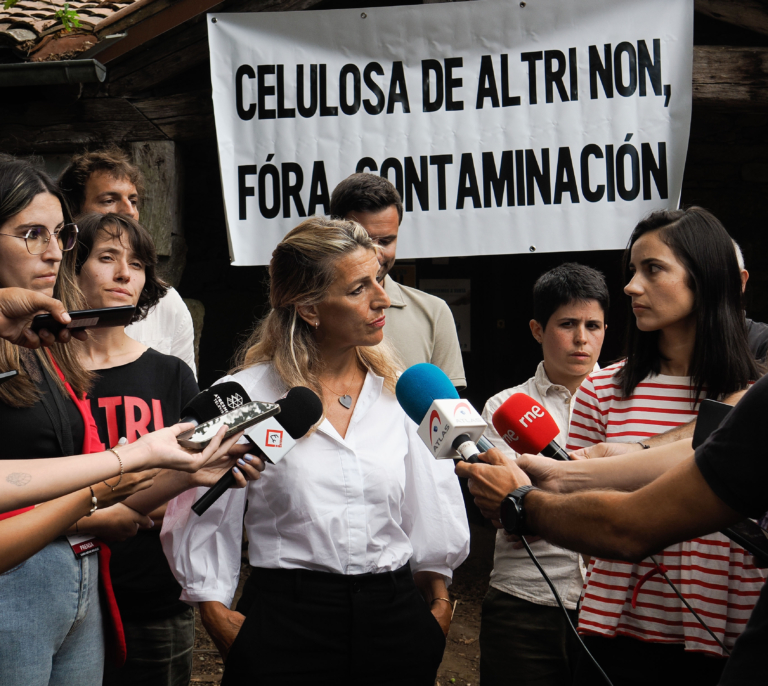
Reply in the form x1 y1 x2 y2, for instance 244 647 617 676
189 524 496 685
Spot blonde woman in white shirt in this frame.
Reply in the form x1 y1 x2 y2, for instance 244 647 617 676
479 263 609 686
162 217 469 686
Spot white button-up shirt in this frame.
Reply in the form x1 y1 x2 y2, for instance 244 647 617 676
126 287 196 378
482 361 586 609
161 363 470 607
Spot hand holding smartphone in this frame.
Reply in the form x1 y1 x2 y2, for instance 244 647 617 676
31 306 135 334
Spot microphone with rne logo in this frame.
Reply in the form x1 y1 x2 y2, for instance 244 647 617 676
492 393 571 461
192 386 323 516
396 363 492 462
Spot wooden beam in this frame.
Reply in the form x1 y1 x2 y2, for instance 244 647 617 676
130 90 215 139
97 0 226 64
0 93 166 153
2 45 768 154
105 0 323 96
108 27 209 97
695 0 768 38
693 45 768 106
129 141 180 258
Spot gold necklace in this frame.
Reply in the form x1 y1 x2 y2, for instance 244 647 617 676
319 367 359 409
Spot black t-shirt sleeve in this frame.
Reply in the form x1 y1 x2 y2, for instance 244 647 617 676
178 360 199 409
695 374 768 519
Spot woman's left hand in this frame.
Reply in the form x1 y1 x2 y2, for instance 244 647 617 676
430 599 453 636
414 570 452 637
187 439 266 488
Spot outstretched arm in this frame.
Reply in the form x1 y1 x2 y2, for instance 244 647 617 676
517 439 694 495
524 456 743 561
456 450 743 562
0 472 156 573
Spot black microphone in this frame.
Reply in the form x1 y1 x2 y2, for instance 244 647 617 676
192 386 323 516
178 382 251 426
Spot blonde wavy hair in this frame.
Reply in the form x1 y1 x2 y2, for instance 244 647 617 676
232 217 400 396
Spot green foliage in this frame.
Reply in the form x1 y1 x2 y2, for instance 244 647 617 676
2 0 82 33
55 3 81 32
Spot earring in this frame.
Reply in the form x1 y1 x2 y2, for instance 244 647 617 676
315 321 319 329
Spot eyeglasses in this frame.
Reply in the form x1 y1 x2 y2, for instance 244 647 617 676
0 224 79 255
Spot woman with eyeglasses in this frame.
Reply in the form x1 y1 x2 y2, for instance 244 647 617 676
0 158 258 686
0 156 114 686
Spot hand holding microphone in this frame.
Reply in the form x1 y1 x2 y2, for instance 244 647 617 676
191 385 323 516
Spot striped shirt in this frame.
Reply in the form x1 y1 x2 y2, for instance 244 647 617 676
567 362 765 656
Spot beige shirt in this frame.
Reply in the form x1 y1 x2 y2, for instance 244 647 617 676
482 361 584 609
382 276 466 389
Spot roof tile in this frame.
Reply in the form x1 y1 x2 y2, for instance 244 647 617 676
0 0 146 59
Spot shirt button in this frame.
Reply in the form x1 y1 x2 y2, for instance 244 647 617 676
351 581 361 593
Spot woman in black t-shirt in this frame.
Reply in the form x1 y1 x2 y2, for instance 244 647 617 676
70 212 261 686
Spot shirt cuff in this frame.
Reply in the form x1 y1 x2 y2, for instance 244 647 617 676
179 589 234 608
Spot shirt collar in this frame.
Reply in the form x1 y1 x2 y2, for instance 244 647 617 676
383 275 407 308
316 370 385 445
533 361 573 400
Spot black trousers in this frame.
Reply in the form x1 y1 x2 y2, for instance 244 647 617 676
222 563 446 686
573 635 727 686
479 587 582 686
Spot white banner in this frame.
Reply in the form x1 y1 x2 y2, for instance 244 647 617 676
208 0 693 266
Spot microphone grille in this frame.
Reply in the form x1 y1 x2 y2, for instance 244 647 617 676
276 387 323 438
395 363 459 424
492 393 560 455
181 381 253 423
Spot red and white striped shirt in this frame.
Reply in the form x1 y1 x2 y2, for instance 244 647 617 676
568 362 765 656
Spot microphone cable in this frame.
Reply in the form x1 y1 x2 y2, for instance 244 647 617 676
648 555 731 656
520 537 614 686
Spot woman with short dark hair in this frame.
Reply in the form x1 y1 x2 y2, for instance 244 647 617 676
568 207 764 686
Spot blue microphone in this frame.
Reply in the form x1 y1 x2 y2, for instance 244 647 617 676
396 364 492 461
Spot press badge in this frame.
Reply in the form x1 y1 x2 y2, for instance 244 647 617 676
66 534 101 558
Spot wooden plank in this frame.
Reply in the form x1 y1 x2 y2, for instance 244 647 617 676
95 0 179 38
0 120 165 154
98 0 227 65
0 94 166 153
695 0 768 38
129 141 180 257
693 45 768 105
108 26 209 97
130 89 215 139
106 0 323 96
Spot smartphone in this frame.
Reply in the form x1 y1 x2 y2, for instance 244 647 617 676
692 398 733 449
0 370 18 385
30 306 136 334
176 401 281 450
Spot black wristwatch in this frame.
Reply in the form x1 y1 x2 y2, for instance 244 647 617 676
500 485 540 536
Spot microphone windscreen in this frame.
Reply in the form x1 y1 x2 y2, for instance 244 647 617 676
492 393 560 455
396 363 459 424
276 387 323 438
181 382 253 424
